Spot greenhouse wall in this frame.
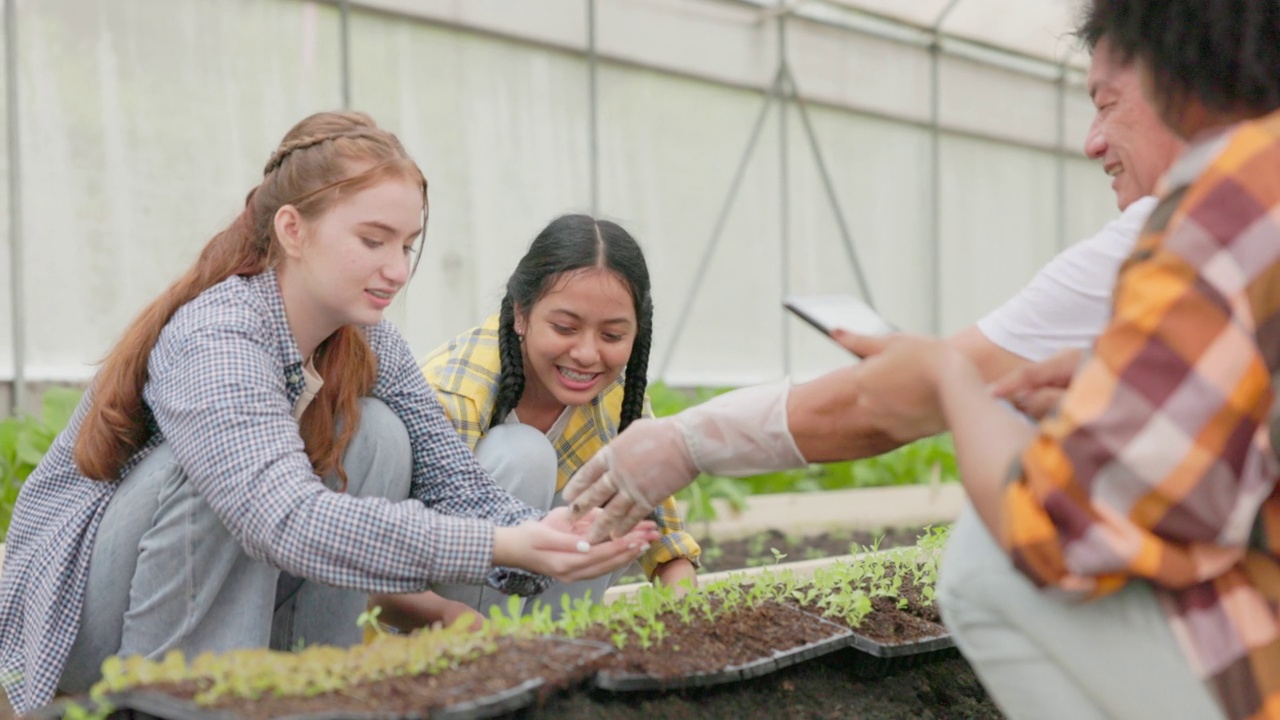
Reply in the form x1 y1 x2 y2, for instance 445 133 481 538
0 0 1113 407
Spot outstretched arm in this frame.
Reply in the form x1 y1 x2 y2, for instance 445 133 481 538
785 365 903 463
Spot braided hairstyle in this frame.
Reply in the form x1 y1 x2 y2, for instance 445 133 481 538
75 111 427 486
490 214 653 434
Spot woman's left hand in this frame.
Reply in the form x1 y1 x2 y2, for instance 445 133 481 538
829 330 961 442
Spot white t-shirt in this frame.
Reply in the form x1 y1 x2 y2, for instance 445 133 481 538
976 196 1158 362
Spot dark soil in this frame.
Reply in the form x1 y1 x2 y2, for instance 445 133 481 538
78 528 1006 720
791 569 946 645
136 636 609 720
534 650 1002 720
581 599 847 681
697 526 932 574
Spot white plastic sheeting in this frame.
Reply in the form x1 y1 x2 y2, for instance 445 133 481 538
1 0 1114 394
829 0 1087 65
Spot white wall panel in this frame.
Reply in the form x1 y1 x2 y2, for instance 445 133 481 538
16 0 342 380
0 5 10 381
1062 154 1124 247
347 11 594 357
939 54 1061 148
3 0 1121 393
937 135 1060 334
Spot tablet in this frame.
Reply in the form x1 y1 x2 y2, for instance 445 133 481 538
783 294 896 337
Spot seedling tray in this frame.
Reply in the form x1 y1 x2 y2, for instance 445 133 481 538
594 606 852 692
109 678 541 720
842 626 956 679
32 639 613 720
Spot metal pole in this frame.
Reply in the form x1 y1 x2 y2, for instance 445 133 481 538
777 4 791 377
1055 60 1068 251
789 79 874 308
587 0 599 215
656 66 784 379
6 0 25 416
339 0 351 109
928 0 963 335
928 38 942 335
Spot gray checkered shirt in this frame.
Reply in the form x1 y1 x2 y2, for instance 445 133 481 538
0 270 547 713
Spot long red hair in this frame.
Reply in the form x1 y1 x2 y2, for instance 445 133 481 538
74 111 427 487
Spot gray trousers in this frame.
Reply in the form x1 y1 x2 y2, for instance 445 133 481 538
433 423 628 620
937 504 1225 720
58 398 412 694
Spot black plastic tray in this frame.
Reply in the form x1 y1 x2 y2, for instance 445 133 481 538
32 639 613 720
113 679 541 720
841 624 956 679
594 605 853 692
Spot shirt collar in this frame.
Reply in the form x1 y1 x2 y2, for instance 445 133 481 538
1161 122 1240 193
247 268 305 372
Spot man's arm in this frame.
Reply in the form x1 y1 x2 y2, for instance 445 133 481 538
786 325 1031 463
948 325 1033 384
785 365 900 463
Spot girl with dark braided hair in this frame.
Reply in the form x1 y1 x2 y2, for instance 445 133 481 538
373 214 699 630
0 113 657 714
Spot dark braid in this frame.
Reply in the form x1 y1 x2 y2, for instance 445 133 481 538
618 292 652 432
490 295 527 428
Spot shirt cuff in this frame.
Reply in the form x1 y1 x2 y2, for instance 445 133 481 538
423 515 498 586
488 567 554 596
639 531 702 579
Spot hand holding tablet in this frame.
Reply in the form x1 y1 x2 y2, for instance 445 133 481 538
783 294 896 338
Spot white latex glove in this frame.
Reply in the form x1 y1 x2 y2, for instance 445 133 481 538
563 381 807 542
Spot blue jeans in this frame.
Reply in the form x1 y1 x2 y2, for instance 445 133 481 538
58 398 412 694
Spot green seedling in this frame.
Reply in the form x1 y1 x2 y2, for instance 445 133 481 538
357 606 385 638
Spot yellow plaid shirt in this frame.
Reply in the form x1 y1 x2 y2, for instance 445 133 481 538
1003 109 1280 720
422 315 701 578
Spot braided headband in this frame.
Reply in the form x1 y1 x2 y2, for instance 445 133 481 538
262 128 391 176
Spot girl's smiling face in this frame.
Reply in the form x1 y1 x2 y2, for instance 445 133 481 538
514 268 636 420
276 174 423 356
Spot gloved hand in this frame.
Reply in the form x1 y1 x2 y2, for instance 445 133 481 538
564 381 807 542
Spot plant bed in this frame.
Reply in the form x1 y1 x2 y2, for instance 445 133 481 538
586 599 851 691
29 634 1000 720
59 631 611 720
696 525 931 573
788 536 956 681
43 530 979 720
532 650 1002 719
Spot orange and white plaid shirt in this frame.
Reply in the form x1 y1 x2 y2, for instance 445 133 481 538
1002 108 1280 720
422 315 701 579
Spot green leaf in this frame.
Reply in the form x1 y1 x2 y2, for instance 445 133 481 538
14 430 49 468
0 418 21 467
